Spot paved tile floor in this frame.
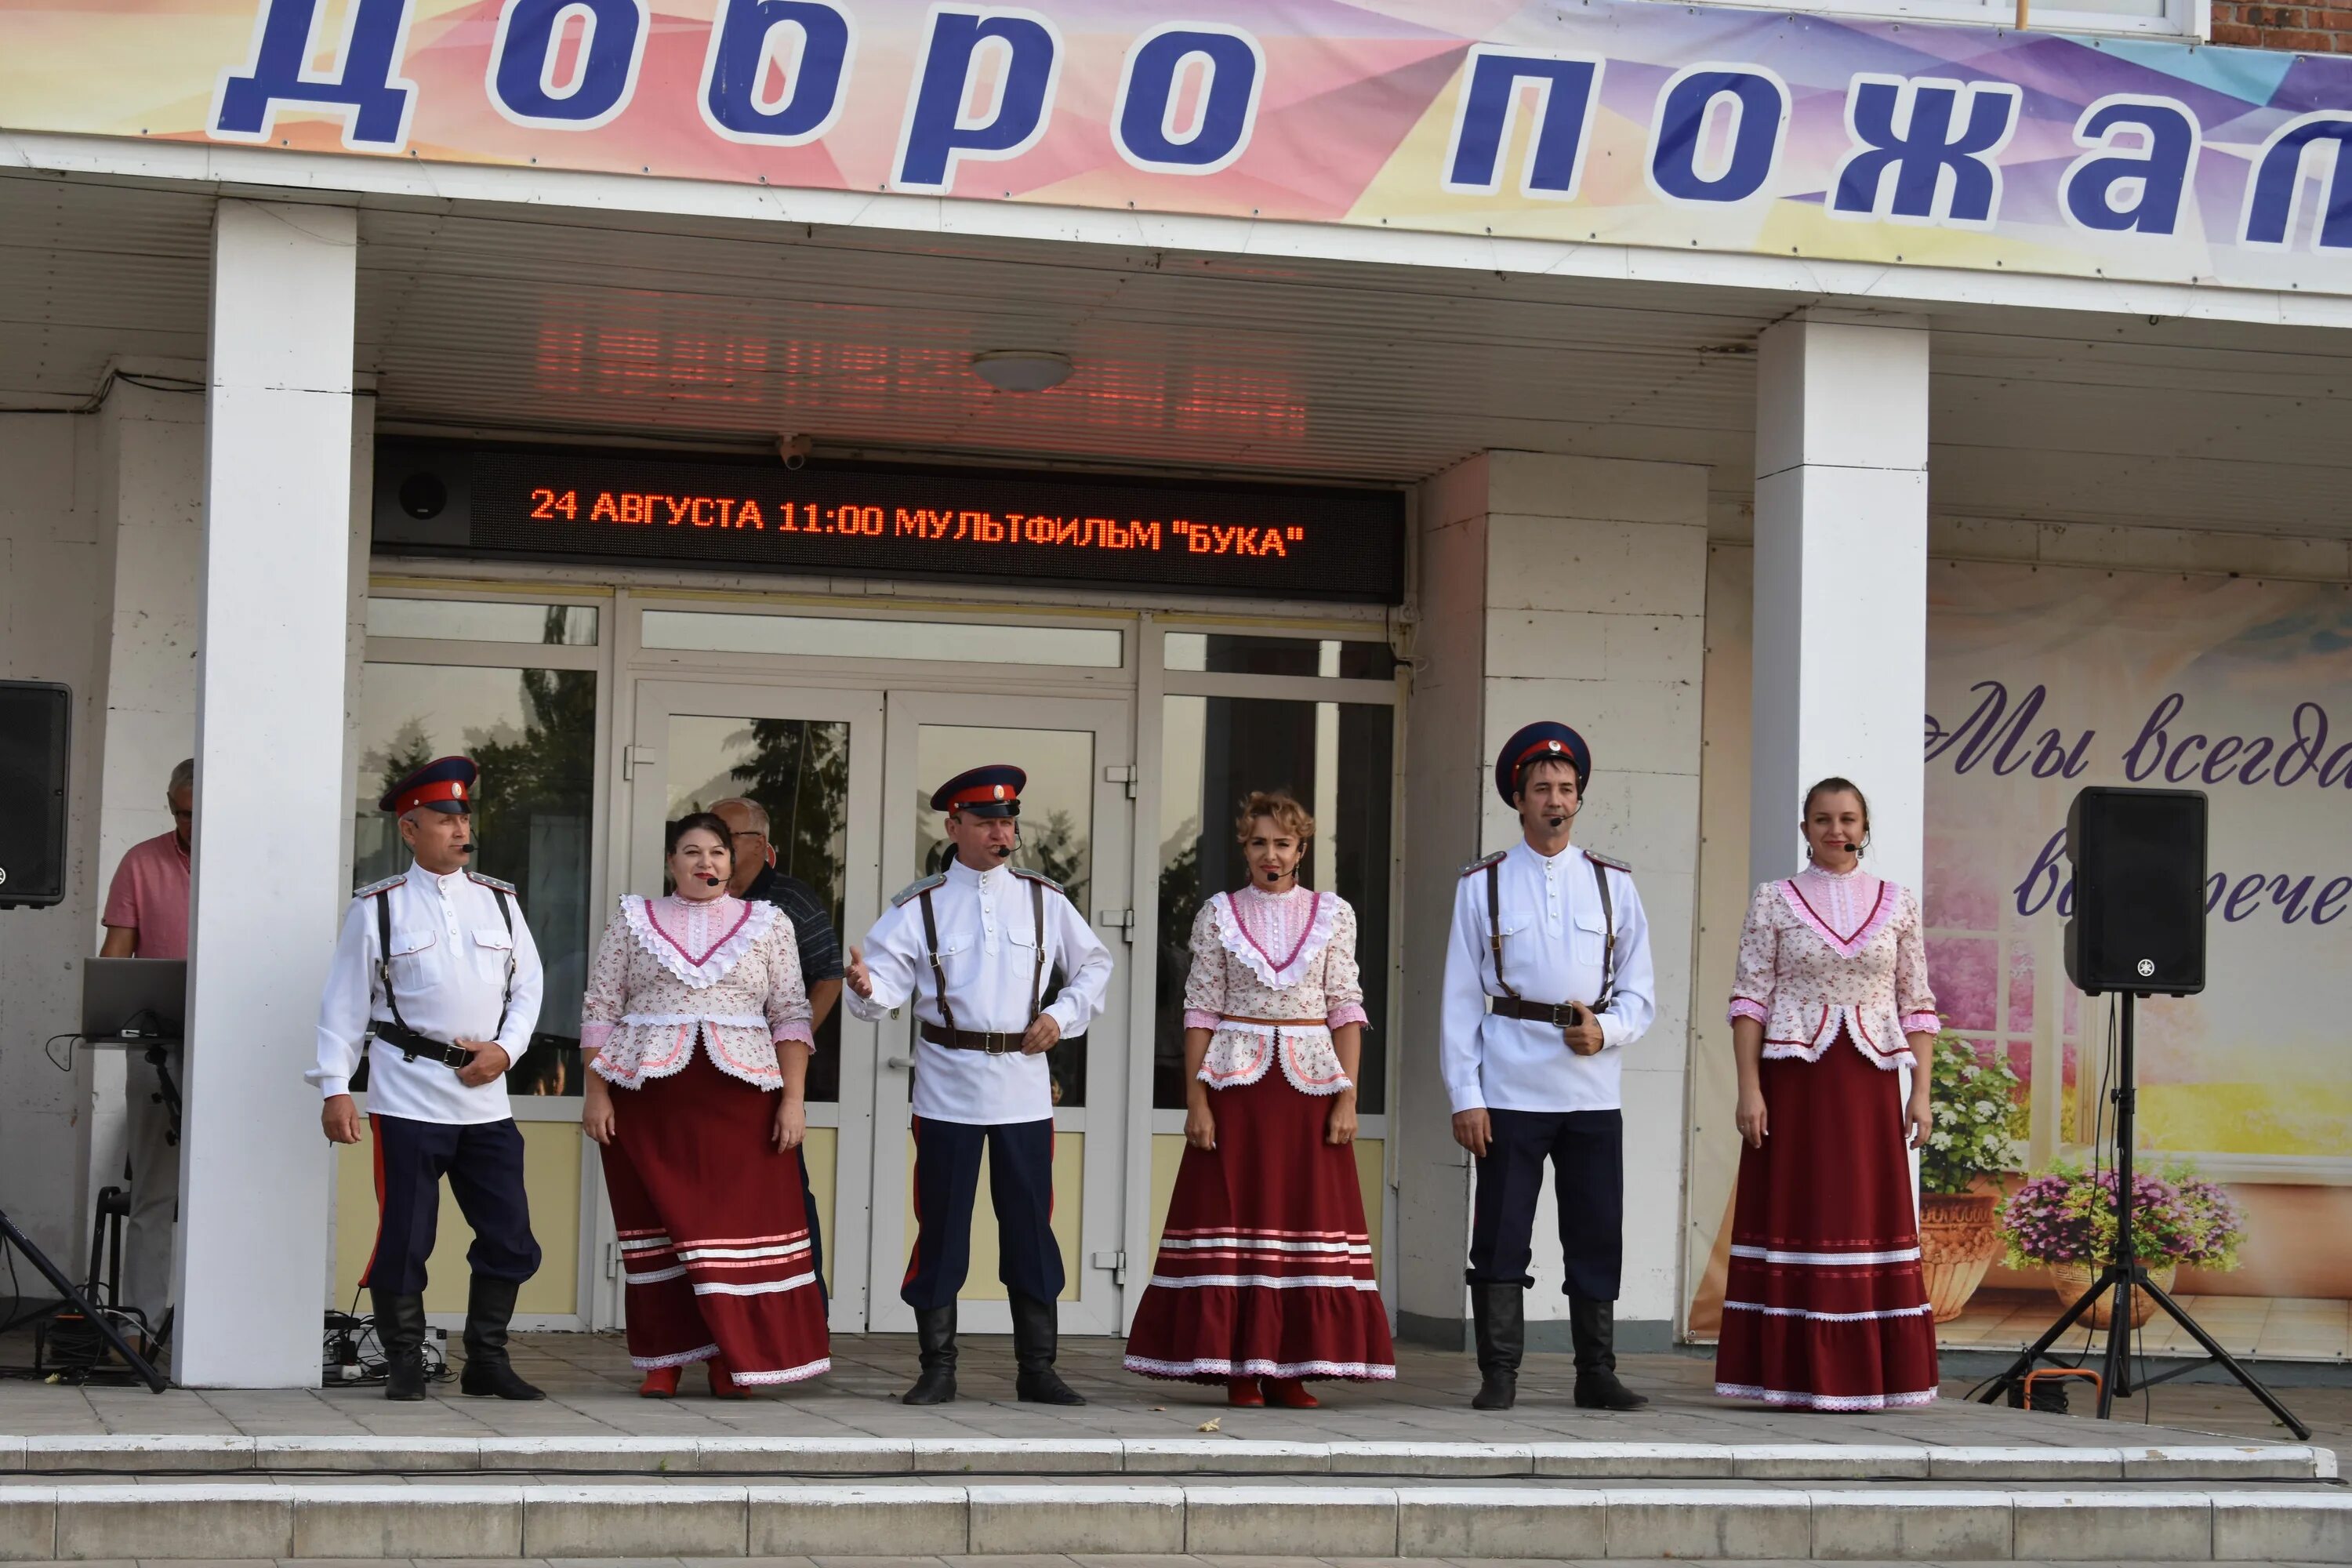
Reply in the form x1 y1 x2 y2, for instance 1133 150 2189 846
2 1331 2340 1454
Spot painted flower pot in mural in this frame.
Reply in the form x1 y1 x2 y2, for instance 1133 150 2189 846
1919 1192 2004 1322
2000 1158 2243 1333
2049 1261 2176 1328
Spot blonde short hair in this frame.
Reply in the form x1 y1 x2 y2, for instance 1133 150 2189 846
1235 790 1314 846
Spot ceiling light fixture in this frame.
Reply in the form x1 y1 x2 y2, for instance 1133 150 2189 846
970 350 1074 393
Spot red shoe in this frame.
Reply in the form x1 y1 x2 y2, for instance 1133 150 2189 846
1263 1377 1320 1409
707 1356 749 1399
637 1366 681 1399
1226 1377 1265 1407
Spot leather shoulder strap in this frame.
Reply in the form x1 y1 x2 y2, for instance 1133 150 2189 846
1029 876 1049 1023
1590 856 1617 1013
1486 858 1519 1000
919 887 956 1034
491 887 515 1042
373 887 410 1033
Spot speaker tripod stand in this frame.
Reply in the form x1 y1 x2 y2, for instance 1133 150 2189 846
0 1207 168 1392
1976 993 2307 1439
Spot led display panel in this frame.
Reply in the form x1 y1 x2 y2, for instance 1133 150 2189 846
374 441 1406 604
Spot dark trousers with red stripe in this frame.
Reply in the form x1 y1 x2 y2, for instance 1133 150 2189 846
902 1116 1061 1310
362 1114 540 1294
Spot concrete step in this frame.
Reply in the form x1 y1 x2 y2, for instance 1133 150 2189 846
2 1433 2335 1482
1 1478 2347 1562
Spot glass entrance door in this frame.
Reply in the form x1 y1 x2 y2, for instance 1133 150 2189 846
615 681 886 1333
866 692 1137 1335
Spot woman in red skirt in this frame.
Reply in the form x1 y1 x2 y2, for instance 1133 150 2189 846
1124 791 1396 1407
580 812 829 1396
1716 777 1941 1411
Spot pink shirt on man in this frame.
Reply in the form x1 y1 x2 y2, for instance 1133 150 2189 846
101 830 191 960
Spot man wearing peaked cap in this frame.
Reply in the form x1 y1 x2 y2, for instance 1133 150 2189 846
845 763 1115 1406
1440 721 1657 1414
311 756 548 1403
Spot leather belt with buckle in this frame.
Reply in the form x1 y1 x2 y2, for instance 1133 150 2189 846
921 1022 1026 1054
1488 996 1587 1027
372 1019 473 1070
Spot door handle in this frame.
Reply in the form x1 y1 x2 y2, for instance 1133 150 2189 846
885 1054 915 1070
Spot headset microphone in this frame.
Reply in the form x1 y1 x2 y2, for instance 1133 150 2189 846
701 874 723 886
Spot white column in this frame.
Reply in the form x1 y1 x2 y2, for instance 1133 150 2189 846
174 200 357 1388
1399 451 1709 1348
1750 310 1929 895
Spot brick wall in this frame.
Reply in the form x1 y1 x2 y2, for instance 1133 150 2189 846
2210 2 2352 51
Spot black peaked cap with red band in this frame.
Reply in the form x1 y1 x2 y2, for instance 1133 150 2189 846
932 764 1025 819
380 755 478 816
1494 721 1592 805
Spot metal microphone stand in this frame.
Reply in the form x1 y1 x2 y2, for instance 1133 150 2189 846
1977 993 2307 1439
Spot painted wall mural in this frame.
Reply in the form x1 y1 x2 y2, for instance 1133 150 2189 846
1690 555 2352 1361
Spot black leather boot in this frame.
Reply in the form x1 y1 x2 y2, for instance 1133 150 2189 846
1570 1296 1649 1410
459 1276 546 1400
1468 1283 1523 1410
1009 1291 1085 1405
902 1303 958 1405
372 1289 429 1402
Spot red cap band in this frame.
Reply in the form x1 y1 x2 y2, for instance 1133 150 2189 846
946 782 1016 809
1516 737 1571 771
395 779 470 813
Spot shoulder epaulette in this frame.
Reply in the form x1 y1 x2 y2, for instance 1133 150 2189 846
891 870 949 907
1011 866 1065 895
1584 848 1633 875
355 874 405 899
466 870 517 895
1459 851 1507 878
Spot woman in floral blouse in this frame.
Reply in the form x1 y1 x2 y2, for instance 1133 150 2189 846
1123 791 1396 1406
581 812 828 1397
1715 777 1941 1411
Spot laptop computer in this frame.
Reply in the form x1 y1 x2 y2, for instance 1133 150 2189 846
82 957 187 1045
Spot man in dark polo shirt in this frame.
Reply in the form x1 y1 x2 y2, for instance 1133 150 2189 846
711 796 844 1308
710 796 845 1029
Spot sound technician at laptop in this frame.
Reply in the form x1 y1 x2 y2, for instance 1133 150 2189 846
310 755 547 1403
97 757 195 1333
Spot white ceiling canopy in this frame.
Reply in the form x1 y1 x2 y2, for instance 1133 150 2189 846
2 169 2350 543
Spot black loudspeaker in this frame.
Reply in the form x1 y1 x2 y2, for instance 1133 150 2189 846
0 681 71 910
2063 786 2206 996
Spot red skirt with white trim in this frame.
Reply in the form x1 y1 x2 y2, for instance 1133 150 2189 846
1123 1070 1396 1383
599 1040 830 1387
1713 1029 1938 1411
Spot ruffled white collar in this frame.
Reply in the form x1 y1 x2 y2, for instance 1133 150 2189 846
1782 868 1895 958
1210 885 1338 991
619 893 778 989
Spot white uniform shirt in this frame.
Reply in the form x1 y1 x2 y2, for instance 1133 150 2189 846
847 857 1114 1125
1439 838 1656 1115
310 861 545 1125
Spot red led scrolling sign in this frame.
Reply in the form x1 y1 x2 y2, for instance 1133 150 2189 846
375 444 1405 603
528 485 1307 557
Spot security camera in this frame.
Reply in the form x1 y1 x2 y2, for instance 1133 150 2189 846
777 433 812 471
